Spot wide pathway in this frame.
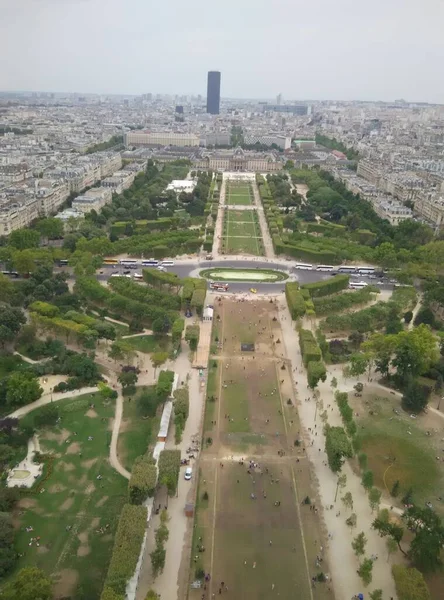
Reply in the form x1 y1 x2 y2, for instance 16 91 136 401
135 345 206 600
276 298 398 600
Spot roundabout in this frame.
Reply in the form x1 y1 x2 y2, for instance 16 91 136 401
199 267 289 283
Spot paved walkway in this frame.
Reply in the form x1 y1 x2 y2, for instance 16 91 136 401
135 345 206 600
276 297 398 600
213 177 227 258
8 385 100 419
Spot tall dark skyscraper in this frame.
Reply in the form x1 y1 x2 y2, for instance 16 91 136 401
206 71 221 115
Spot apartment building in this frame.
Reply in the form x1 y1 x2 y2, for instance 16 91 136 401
35 180 70 215
373 198 413 225
414 192 444 227
0 195 41 235
101 170 135 194
124 131 200 148
243 134 291 150
72 187 112 214
357 159 384 186
0 164 32 184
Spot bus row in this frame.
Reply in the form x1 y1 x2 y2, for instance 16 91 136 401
56 258 175 268
294 263 376 275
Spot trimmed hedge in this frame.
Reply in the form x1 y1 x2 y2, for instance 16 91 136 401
128 455 157 504
302 274 350 298
299 329 322 367
171 317 185 345
191 288 206 316
285 282 306 319
157 449 181 496
185 324 200 351
313 287 378 316
101 504 147 598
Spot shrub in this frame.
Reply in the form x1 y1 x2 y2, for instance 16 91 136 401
128 455 158 504
101 504 147 597
302 275 350 298
285 282 306 319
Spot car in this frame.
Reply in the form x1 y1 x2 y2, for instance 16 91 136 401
410 414 417 419
111 271 119 275
123 270 131 274
184 467 193 480
250 288 257 293
111 273 121 277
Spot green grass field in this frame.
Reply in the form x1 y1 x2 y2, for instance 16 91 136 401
12 393 127 600
124 334 171 354
222 209 263 256
356 393 444 511
118 386 160 471
226 183 253 206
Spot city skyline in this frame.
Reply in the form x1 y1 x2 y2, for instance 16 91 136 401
2 0 444 103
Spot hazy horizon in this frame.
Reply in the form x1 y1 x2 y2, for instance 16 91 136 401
2 0 444 104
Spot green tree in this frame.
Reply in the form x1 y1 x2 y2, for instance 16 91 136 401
9 229 40 250
386 537 398 562
392 325 438 384
358 452 368 470
349 353 369 377
361 470 374 490
369 487 382 513
334 473 347 502
5 372 43 407
152 315 172 335
341 491 353 511
307 360 327 389
357 557 373 586
402 378 429 414
346 512 357 531
151 351 169 377
369 590 383 600
325 426 353 473
150 544 166 578
11 249 37 276
118 369 138 392
403 505 444 571
331 376 338 389
109 340 134 363
36 218 64 241
352 531 367 557
391 480 400 497
372 516 406 555
0 566 52 600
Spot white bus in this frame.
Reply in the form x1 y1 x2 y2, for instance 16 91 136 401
119 259 138 268
349 281 368 289
294 263 313 270
141 259 159 267
161 260 175 267
357 267 376 275
316 265 335 272
338 266 357 274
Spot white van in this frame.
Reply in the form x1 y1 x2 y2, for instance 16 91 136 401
184 467 193 480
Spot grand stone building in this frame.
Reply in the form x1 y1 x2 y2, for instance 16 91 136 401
194 147 282 172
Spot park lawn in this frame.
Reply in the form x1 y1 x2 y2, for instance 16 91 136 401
12 393 127 600
124 334 171 354
118 386 160 471
223 234 263 256
226 193 252 206
355 393 444 514
225 209 257 223
226 220 258 237
204 361 218 432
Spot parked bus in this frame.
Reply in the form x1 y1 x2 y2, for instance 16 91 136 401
349 281 368 289
357 267 376 275
103 258 119 265
2 271 19 278
210 282 229 291
294 263 313 270
316 265 335 272
119 259 138 268
161 260 175 267
141 259 159 267
338 266 357 273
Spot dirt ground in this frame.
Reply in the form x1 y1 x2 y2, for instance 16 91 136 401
190 299 333 600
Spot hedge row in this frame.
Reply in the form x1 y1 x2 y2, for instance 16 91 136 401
299 329 322 367
174 386 189 443
157 449 181 496
313 286 378 316
285 282 306 319
181 277 207 311
128 455 157 504
302 274 350 298
335 390 357 437
171 317 185 346
185 324 200 351
110 217 179 237
101 504 147 598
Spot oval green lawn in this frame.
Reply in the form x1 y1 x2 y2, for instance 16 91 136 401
199 268 288 283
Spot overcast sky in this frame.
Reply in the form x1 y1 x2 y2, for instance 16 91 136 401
1 0 444 102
